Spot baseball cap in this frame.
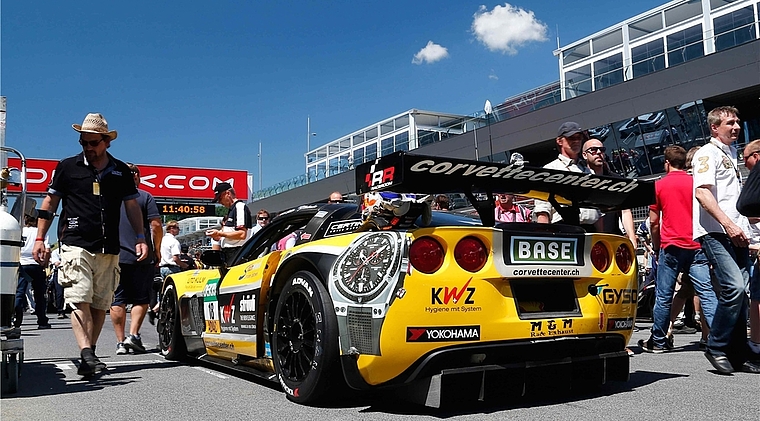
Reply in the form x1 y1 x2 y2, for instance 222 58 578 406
558 122 583 138
180 244 189 253
212 182 232 203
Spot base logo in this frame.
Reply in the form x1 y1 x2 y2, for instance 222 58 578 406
406 325 480 342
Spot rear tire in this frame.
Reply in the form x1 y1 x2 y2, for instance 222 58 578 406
158 284 187 360
272 270 340 404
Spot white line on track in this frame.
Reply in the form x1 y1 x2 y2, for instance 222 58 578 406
52 358 227 379
191 366 228 379
54 359 170 370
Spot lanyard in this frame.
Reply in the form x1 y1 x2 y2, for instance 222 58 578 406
709 140 741 182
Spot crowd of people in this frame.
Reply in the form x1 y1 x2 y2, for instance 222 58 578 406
15 108 760 378
14 113 269 376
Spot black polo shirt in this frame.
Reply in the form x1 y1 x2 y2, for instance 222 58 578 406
48 152 139 255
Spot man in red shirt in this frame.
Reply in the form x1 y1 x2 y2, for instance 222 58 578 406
639 145 718 353
494 193 532 223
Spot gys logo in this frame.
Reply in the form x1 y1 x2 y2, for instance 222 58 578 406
602 288 636 304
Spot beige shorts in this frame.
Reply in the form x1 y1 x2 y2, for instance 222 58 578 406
59 244 120 311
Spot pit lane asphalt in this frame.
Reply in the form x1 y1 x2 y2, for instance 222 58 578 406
2 314 757 420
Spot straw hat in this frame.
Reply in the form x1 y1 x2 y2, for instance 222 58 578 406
72 113 117 140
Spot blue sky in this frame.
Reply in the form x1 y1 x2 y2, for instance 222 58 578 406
2 1 666 190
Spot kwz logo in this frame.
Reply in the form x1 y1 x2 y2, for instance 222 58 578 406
365 166 395 189
431 278 475 305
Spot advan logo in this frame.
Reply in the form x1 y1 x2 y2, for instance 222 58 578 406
406 325 481 342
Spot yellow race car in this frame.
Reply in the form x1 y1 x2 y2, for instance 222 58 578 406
157 152 654 407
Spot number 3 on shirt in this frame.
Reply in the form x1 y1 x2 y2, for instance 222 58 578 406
697 156 710 173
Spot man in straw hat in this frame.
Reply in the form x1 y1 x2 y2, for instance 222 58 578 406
32 113 149 378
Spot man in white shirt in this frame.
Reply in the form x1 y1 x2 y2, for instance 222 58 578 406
535 122 600 230
16 210 52 330
206 183 253 265
692 106 758 374
159 220 185 278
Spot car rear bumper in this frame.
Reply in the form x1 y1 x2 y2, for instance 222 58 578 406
342 335 630 407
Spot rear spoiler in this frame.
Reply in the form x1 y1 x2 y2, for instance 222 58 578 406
355 152 655 227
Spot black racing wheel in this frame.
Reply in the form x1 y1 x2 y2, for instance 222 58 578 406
158 284 187 361
272 270 340 404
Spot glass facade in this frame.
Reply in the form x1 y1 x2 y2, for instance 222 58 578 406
301 110 470 187
558 0 760 100
563 41 591 65
564 64 592 98
593 53 624 89
631 39 665 77
516 99 759 179
664 0 703 26
593 29 623 53
666 24 704 66
714 5 757 51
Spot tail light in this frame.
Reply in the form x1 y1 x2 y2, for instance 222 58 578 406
410 237 444 274
454 236 487 272
616 243 633 273
590 241 610 272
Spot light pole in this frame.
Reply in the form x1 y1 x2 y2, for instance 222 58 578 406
484 100 494 162
469 121 479 161
258 142 262 191
307 115 317 152
307 116 317 181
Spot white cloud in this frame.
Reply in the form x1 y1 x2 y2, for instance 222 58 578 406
471 3 548 55
488 70 499 80
412 41 449 65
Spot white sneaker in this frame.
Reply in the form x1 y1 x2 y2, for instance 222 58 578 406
673 312 685 329
116 342 128 355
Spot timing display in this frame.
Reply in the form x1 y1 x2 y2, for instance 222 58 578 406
158 203 216 216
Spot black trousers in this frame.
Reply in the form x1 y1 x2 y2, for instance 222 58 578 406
15 265 49 327
222 247 242 266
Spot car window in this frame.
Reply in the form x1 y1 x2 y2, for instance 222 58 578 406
237 215 314 264
417 211 482 227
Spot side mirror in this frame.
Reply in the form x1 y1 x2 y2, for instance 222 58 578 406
201 250 226 268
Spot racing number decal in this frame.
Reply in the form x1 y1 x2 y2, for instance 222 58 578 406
203 278 221 334
697 156 710 173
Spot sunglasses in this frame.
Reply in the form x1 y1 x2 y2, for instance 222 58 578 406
168 226 179 229
258 216 269 221
584 146 606 155
79 137 105 147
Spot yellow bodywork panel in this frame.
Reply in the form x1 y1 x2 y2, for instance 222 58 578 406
347 227 636 385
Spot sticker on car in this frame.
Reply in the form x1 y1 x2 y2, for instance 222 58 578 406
510 236 579 264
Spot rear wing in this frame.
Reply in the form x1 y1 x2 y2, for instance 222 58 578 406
355 152 655 227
